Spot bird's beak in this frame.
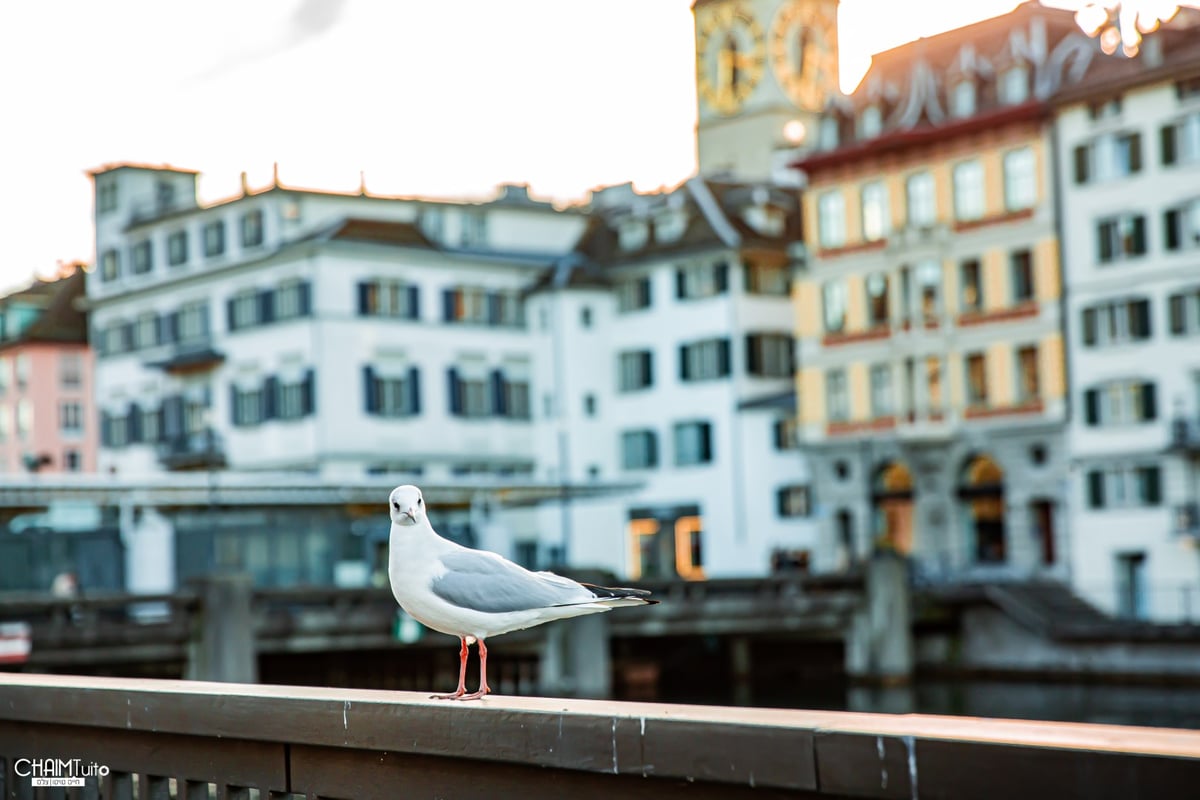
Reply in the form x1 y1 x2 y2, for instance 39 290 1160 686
402 508 417 522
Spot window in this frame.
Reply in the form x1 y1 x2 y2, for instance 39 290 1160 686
1074 132 1142 184
60 402 82 433
1085 465 1162 509
131 241 153 275
1016 345 1040 403
14 353 29 390
655 209 687 242
141 405 161 443
817 191 846 248
241 210 264 248
906 171 936 227
1010 249 1034 303
822 280 847 333
925 355 944 412
1161 112 1200 167
1081 298 1152 347
97 181 118 214
1088 97 1122 120
898 267 912 325
203 220 226 257
674 421 713 466
617 276 652 311
621 430 658 469
860 181 889 242
618 350 653 391
1168 287 1200 335
229 290 260 330
953 160 985 221
826 369 849 421
16 399 32 438
1164 198 1200 252
584 394 596 417
745 333 793 378
777 485 811 517
177 301 209 342
965 352 988 406
274 371 315 421
0 357 8 395
461 211 488 247
59 353 82 389
1003 147 1036 211
274 280 310 320
443 287 522 326
102 321 130 355
363 366 421 418
64 449 81 472
819 116 840 149
858 105 882 139
360 279 418 319
0 408 8 440
1083 381 1157 426
773 417 799 450
744 262 790 296
134 312 158 349
1000 65 1029 104
676 261 728 300
865 273 889 327
232 385 265 426
679 338 731 381
960 258 982 312
952 81 976 117
498 371 532 420
100 249 120 282
916 260 941 323
869 364 893 417
1097 214 1147 263
167 230 189 266
580 306 592 328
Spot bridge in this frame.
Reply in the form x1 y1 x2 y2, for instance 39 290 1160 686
1 672 1197 799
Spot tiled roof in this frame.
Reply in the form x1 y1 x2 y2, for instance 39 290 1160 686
0 267 88 349
1051 23 1200 105
324 217 435 249
86 162 200 176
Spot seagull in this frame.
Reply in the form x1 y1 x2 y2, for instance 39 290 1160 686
386 484 658 700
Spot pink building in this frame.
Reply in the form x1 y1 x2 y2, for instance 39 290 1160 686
0 265 97 473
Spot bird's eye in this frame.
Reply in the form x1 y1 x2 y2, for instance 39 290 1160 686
417 498 423 506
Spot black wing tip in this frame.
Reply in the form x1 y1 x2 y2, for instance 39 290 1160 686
582 582 658 603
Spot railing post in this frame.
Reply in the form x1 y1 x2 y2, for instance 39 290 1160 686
845 551 913 683
187 573 259 683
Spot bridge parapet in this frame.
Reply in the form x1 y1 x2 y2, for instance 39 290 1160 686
1 673 1198 799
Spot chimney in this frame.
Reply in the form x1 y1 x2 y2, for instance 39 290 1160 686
240 171 250 195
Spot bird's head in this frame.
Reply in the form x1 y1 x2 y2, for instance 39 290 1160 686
389 484 426 527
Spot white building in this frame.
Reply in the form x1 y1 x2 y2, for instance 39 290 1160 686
1054 28 1200 620
87 165 816 580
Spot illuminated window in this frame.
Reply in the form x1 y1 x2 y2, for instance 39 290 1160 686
965 352 988 406
860 181 889 242
674 515 705 580
866 273 889 327
960 258 982 312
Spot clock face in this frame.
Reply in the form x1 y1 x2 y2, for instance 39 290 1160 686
696 2 766 117
770 0 838 111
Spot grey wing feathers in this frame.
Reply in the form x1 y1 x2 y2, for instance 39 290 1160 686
431 549 596 613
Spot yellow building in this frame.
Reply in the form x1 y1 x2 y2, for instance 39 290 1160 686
791 3 1094 579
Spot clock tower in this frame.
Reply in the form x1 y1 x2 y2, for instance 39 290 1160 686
693 0 840 181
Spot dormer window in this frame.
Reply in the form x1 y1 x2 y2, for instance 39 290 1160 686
951 81 976 118
744 205 786 237
819 116 840 150
1088 97 1123 121
618 219 649 251
1000 65 1029 105
655 210 687 244
858 105 883 139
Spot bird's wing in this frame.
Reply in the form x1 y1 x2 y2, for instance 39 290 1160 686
430 549 597 613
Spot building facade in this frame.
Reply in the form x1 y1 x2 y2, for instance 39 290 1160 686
0 266 96 474
1053 26 1200 620
791 4 1098 581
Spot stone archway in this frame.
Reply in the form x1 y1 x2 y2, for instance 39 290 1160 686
872 461 915 554
959 453 1006 564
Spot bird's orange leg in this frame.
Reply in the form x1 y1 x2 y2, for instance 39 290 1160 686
431 637 469 700
456 638 492 700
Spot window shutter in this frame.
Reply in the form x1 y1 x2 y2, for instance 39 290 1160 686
777 488 788 517
127 404 143 443
358 282 371 315
1141 382 1157 421
714 261 729 293
226 298 238 332
164 312 179 343
675 268 687 299
647 432 658 468
699 423 712 462
1128 132 1142 173
487 292 502 326
1162 124 1178 166
1082 307 1097 346
100 412 112 447
1086 470 1105 509
442 289 457 322
1142 466 1162 505
679 344 690 381
154 315 165 346
262 377 278 420
363 366 378 414
301 369 315 416
1084 389 1099 426
490 369 507 417
407 285 420 320
1169 294 1186 334
408 366 421 415
1165 209 1182 251
230 384 242 426
1132 299 1151 339
162 395 183 440
259 289 275 324
1073 145 1089 184
1097 222 1113 263
298 281 312 316
642 351 653 388
1131 216 1146 254
447 367 462 415
718 338 732 377
746 335 761 376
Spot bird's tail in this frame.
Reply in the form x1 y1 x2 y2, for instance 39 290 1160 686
581 583 660 606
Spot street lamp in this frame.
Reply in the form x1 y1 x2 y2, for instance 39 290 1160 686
1074 2 1190 57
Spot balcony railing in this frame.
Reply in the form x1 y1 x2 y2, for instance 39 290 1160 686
2 673 1199 799
1170 417 1200 455
157 428 226 470
145 338 226 374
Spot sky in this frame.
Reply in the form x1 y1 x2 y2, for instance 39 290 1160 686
0 0 1072 292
